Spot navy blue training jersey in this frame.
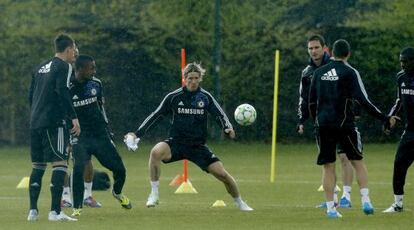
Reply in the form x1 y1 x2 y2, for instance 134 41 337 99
389 70 414 131
69 76 109 135
135 87 233 145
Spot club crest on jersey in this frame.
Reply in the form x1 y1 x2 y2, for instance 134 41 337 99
197 100 205 108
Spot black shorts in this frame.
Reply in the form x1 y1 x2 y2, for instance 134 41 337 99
30 126 69 163
72 133 125 170
163 138 220 172
316 127 363 165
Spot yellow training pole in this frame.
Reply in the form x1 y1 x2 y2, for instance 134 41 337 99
270 50 280 183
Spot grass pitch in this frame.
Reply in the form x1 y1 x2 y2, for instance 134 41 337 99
0 141 413 229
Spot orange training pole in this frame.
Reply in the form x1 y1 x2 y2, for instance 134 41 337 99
181 48 188 182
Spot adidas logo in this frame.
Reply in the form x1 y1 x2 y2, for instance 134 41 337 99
38 61 52 74
72 95 79 100
401 82 406 87
178 101 184 106
321 68 339 81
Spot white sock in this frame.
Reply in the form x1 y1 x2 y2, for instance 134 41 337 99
62 186 71 200
394 195 403 207
84 182 93 199
151 181 159 195
360 188 370 203
342 185 351 200
326 201 336 212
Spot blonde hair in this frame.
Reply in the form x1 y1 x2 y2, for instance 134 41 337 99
183 62 206 78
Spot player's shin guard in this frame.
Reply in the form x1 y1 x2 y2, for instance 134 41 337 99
29 164 46 210
50 165 67 214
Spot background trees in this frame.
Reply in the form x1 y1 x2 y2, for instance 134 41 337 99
0 0 412 144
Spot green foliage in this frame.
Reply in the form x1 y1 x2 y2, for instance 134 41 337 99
0 0 412 144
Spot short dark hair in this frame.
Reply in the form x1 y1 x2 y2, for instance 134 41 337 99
332 39 350 58
400 47 414 59
307 34 325 47
54 33 75 53
75 54 94 71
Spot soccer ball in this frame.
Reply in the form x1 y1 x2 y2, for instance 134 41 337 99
234 104 257 126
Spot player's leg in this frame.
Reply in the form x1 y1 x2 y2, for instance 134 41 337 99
27 129 46 221
82 160 102 208
94 135 130 209
71 138 89 213
317 127 341 218
338 150 353 207
207 161 253 211
45 126 77 221
384 131 414 213
61 172 73 207
146 141 174 207
61 147 73 208
342 127 373 215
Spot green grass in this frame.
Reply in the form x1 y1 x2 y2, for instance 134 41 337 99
1 142 413 229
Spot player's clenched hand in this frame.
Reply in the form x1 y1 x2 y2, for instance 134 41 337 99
384 116 401 135
224 128 236 139
71 118 81 136
124 132 140 151
297 124 304 135
389 116 400 129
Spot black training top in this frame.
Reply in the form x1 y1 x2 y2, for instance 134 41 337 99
389 70 414 131
69 76 109 135
309 60 387 128
29 57 77 129
135 87 233 145
297 53 331 125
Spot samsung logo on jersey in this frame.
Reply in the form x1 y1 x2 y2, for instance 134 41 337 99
73 97 97 107
177 108 205 115
401 89 414 95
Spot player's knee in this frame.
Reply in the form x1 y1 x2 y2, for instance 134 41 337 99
150 148 165 161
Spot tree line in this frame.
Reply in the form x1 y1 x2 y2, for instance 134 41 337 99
0 0 411 145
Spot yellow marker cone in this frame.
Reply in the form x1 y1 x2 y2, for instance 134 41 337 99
317 185 341 192
317 185 324 192
212 200 226 207
335 185 341 192
174 181 198 194
17 177 30 189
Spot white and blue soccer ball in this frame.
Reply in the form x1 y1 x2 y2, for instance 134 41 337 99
234 103 257 126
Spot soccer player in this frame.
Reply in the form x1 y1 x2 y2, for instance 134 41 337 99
61 47 101 209
70 55 131 217
27 33 79 221
297 34 353 208
309 39 397 218
383 47 414 213
124 62 253 211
